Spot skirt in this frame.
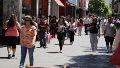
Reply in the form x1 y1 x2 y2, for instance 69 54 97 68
3 36 20 45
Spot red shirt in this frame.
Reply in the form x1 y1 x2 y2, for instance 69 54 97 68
38 22 48 32
77 19 84 27
5 26 19 36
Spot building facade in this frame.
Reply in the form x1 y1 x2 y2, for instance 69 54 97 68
59 0 66 17
79 0 89 18
39 0 48 17
3 0 22 21
66 1 75 17
51 0 65 18
0 0 3 27
112 0 120 16
51 0 59 18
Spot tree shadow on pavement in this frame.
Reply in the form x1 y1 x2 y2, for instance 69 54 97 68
55 54 115 68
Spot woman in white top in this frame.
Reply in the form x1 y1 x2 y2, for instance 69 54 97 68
57 16 66 53
69 17 76 45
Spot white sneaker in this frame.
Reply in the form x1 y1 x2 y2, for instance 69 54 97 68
19 64 24 68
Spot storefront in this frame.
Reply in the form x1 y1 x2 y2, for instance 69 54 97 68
39 0 48 18
0 0 3 45
51 0 65 18
0 0 3 27
1 0 22 45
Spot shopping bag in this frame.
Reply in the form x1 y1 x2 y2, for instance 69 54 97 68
46 33 52 44
109 43 120 65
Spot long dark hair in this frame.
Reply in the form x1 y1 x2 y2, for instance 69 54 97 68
58 16 65 25
7 14 17 28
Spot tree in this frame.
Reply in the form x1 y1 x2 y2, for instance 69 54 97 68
88 0 112 16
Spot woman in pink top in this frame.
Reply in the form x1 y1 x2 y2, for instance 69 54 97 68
19 15 37 68
4 14 20 59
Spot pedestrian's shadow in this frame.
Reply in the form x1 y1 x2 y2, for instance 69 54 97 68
0 57 8 59
36 47 42 48
0 45 6 48
83 47 107 53
46 52 60 54
0 57 18 59
55 54 115 68
55 44 71 45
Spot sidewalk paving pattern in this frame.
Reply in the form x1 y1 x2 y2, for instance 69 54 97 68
0 33 115 68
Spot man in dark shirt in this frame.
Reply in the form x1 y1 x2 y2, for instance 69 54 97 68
88 17 99 52
38 17 49 48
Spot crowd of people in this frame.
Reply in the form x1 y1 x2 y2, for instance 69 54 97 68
1 14 120 68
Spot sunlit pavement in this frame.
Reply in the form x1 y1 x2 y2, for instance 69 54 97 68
0 32 115 68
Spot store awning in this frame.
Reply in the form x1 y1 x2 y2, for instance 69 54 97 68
54 0 64 7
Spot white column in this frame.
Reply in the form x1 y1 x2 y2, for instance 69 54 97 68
48 0 51 16
48 0 51 24
19 0 22 22
36 0 39 18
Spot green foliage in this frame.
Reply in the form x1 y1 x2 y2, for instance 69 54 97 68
88 0 112 16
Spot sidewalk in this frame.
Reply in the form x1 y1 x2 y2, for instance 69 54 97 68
0 33 114 68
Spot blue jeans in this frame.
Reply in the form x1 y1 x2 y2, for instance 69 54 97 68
39 32 47 47
19 46 35 68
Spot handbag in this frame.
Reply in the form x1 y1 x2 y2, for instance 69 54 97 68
109 43 120 65
46 33 52 44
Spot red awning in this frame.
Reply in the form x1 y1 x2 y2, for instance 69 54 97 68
54 0 64 7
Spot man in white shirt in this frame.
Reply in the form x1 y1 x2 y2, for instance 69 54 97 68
83 16 91 35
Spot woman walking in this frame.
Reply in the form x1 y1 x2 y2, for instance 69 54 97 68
77 18 84 36
69 17 76 45
19 15 37 68
50 16 57 38
104 18 116 53
57 16 66 53
4 14 20 59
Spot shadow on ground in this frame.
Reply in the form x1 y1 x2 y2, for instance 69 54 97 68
55 44 71 45
0 45 6 48
0 57 8 59
0 57 18 59
55 54 115 68
83 47 108 53
46 52 60 53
